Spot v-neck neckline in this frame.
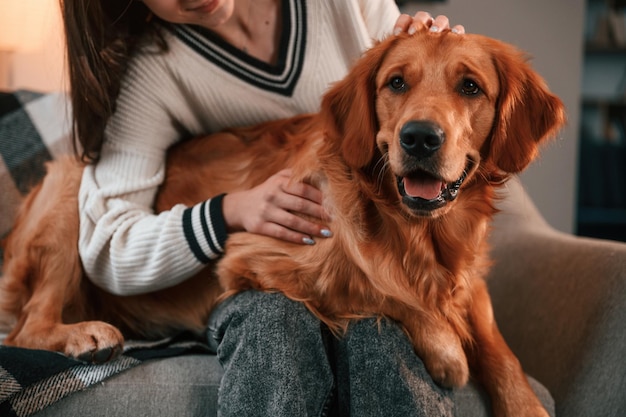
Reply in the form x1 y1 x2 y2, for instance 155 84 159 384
171 0 307 96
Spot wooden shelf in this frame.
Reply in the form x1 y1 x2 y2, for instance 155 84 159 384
582 97 626 106
585 43 626 54
577 208 626 243
578 207 626 224
577 0 626 243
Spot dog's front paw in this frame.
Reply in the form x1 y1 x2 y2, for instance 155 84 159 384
63 321 124 363
408 320 470 388
422 346 469 388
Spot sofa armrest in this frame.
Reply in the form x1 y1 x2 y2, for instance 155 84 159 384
488 177 626 417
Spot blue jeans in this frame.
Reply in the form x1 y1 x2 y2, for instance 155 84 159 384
207 291 453 417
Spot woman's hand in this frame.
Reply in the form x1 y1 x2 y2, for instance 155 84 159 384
393 11 465 35
222 169 331 245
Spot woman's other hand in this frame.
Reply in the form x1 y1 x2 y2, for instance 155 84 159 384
393 11 465 35
222 169 332 245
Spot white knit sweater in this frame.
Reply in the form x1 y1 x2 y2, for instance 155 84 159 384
78 0 401 295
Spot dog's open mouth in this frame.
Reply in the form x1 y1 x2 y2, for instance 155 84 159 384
397 162 474 213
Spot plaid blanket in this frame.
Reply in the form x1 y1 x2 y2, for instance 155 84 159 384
0 90 213 416
0 336 211 417
1 90 73 341
0 90 63 242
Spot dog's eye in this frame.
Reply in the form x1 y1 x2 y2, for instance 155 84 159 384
388 76 407 93
460 79 481 96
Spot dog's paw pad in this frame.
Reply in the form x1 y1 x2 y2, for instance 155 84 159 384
424 353 469 388
76 344 123 364
65 321 124 363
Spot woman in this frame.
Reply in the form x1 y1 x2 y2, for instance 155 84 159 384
62 0 464 414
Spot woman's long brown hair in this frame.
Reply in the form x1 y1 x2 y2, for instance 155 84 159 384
60 0 166 162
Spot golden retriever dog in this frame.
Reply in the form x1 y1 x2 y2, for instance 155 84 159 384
1 30 564 416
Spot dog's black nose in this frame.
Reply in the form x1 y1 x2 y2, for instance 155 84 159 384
399 121 445 157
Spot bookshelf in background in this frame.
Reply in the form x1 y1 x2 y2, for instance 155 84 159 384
578 0 626 242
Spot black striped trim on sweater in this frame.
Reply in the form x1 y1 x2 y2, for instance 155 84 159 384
183 194 228 264
171 0 307 96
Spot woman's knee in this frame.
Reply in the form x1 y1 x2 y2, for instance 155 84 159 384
343 317 410 348
207 290 321 350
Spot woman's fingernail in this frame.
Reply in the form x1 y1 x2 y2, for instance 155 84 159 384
451 28 460 34
393 27 402 36
429 25 440 32
320 229 333 238
302 237 315 245
408 25 417 35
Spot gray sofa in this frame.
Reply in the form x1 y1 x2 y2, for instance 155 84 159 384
1 91 625 416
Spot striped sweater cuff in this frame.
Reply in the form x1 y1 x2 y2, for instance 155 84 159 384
182 194 228 263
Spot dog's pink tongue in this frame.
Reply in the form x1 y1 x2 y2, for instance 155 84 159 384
403 176 443 200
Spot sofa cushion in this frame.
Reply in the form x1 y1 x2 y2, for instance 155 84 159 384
31 354 554 417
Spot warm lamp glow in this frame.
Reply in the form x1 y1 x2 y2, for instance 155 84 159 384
0 0 50 52
0 0 56 89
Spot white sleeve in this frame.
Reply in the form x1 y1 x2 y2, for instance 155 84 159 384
78 55 227 296
358 0 402 41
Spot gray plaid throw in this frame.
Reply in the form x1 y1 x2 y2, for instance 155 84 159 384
0 336 210 417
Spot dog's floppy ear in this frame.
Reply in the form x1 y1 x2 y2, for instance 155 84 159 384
486 38 566 173
321 37 395 169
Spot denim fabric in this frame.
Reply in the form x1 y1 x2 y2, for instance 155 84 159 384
208 290 453 417
333 319 453 417
207 291 334 416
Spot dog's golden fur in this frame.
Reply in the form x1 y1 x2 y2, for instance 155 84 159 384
1 31 565 416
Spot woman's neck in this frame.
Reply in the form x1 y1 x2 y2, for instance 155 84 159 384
209 0 282 65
